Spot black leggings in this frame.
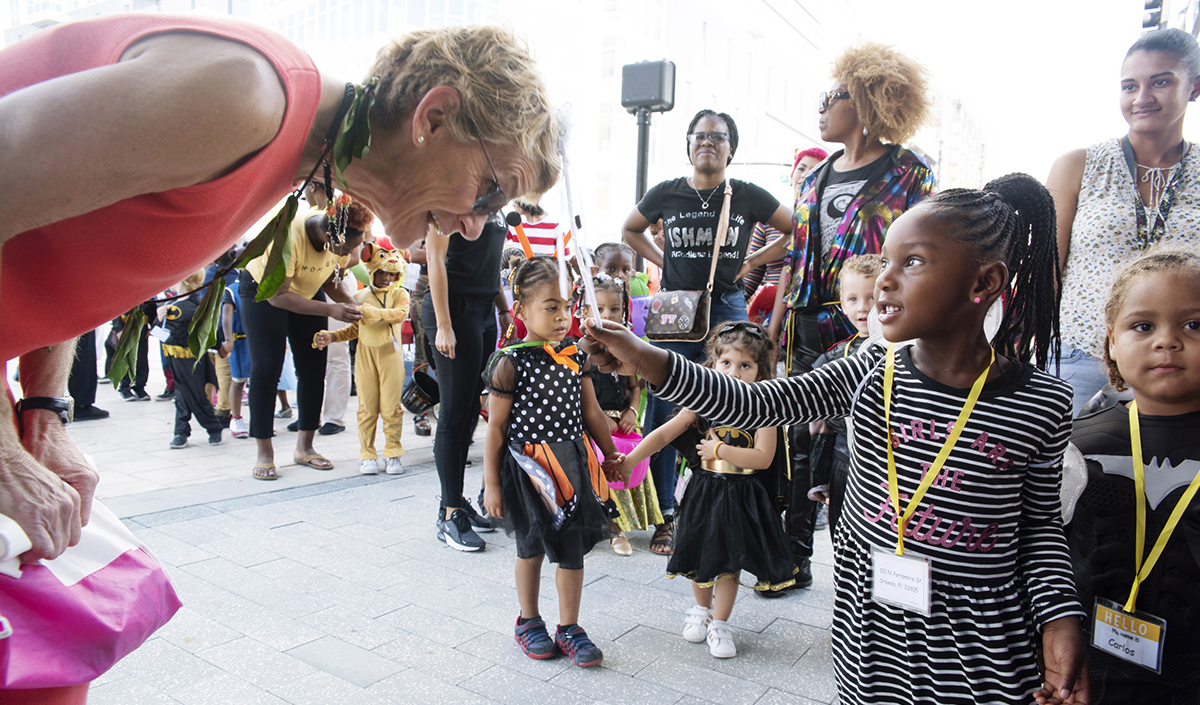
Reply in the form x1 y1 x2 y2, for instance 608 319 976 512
423 295 496 508
240 276 328 439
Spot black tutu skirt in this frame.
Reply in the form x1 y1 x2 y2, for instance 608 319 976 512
667 469 796 591
498 437 614 570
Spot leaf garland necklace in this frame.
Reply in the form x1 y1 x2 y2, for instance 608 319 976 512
110 78 379 387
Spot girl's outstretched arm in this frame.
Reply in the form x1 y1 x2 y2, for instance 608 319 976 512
581 377 624 482
697 426 776 470
623 410 694 471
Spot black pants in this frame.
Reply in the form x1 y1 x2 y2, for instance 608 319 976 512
68 330 98 407
168 355 220 437
783 310 826 565
240 276 328 439
114 326 150 394
423 295 495 507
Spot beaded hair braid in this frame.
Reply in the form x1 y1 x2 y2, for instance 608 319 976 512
920 173 1061 371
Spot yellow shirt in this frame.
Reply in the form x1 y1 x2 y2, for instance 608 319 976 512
245 206 349 299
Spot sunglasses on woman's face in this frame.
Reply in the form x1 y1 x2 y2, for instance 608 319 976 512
717 321 766 339
470 120 507 216
818 91 850 113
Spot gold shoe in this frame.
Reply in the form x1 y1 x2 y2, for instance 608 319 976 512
611 533 633 556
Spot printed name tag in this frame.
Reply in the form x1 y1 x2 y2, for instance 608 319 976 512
871 546 932 616
1092 597 1166 673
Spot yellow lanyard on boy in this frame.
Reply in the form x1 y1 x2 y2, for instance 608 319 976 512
1122 400 1200 613
883 343 993 555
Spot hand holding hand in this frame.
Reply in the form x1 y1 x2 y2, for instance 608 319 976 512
601 452 628 484
1033 617 1090 705
330 303 363 323
219 340 233 359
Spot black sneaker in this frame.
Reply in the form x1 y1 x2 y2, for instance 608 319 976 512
72 405 110 421
555 625 603 667
156 388 175 401
168 435 188 449
318 422 345 435
118 388 135 401
514 617 556 659
208 430 223 446
436 509 485 552
132 389 151 401
460 498 495 533
287 421 299 432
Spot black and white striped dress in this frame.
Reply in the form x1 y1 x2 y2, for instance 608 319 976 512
651 344 1085 704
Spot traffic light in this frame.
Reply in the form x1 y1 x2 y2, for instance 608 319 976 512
1144 0 1164 30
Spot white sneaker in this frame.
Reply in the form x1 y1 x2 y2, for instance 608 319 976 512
359 459 379 475
682 605 712 643
384 457 405 475
707 619 736 658
230 416 248 439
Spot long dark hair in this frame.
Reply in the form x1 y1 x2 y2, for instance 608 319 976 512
919 173 1060 370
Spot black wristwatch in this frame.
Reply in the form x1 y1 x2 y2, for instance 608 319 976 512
15 397 74 425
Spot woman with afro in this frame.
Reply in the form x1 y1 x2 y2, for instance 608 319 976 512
741 42 937 594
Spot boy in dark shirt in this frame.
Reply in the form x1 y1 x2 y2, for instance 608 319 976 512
159 270 223 449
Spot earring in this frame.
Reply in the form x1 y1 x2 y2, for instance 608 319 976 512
973 297 982 304
862 126 868 137
418 135 425 143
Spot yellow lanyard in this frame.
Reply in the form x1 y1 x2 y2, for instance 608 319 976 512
1123 400 1200 612
842 332 860 358
884 343 993 555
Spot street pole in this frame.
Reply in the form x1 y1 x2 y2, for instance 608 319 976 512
633 107 652 271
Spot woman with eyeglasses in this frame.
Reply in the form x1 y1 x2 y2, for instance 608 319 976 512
1047 28 1200 415
738 42 934 595
622 108 794 555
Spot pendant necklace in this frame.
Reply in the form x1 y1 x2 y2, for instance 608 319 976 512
691 179 723 210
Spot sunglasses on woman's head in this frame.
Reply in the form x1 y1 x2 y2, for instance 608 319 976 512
470 120 507 216
717 321 766 339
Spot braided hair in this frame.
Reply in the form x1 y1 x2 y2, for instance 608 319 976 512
686 109 738 165
511 255 566 305
586 275 631 328
918 173 1061 370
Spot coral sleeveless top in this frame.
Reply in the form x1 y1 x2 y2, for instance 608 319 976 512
0 14 321 362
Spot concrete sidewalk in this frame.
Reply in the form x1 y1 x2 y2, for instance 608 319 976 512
67 377 839 705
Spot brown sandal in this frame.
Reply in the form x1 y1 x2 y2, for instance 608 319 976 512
650 516 674 555
252 463 278 481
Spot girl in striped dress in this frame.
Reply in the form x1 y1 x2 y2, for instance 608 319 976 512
582 174 1090 704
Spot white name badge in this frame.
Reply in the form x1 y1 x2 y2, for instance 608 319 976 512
148 326 170 342
1092 597 1166 674
871 546 932 616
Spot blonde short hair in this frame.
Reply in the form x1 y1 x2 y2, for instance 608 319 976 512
831 42 931 145
181 270 206 293
367 25 561 197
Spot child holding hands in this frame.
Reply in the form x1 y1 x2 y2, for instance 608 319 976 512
482 256 625 667
583 174 1090 704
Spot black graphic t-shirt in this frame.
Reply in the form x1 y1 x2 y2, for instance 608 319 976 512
637 177 780 295
1067 404 1200 663
818 153 890 260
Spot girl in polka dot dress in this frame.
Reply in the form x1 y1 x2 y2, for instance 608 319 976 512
482 256 626 667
